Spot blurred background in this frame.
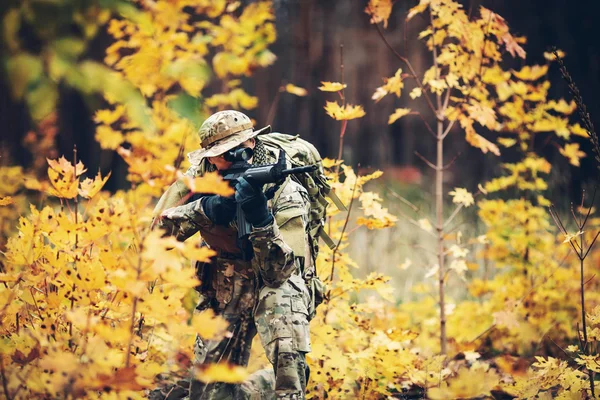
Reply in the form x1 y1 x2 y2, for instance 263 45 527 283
2 0 600 193
1 0 600 298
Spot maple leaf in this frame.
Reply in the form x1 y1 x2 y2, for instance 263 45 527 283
94 105 126 125
365 0 393 28
324 101 366 121
11 346 40 365
192 309 230 340
178 171 235 196
388 108 412 124
570 123 589 138
418 218 433 233
47 167 79 199
195 362 249 383
407 0 430 21
512 65 548 81
544 49 566 60
78 171 111 199
462 119 500 156
449 187 474 207
398 257 412 270
373 68 404 102
318 81 347 92
90 367 145 391
409 87 422 99
498 138 517 147
0 196 14 206
47 156 87 177
449 259 468 277
285 83 307 97
559 143 586 166
96 125 125 150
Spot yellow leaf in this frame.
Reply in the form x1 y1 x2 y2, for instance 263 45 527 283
428 366 500 400
398 257 412 270
94 105 126 125
47 168 79 199
95 125 124 150
570 123 589 138
47 156 87 177
379 68 404 99
178 171 235 196
407 1 430 21
318 81 347 92
559 143 586 166
462 118 500 156
449 187 474 207
388 108 411 124
365 0 393 28
512 65 548 81
409 87 422 99
497 138 517 148
195 362 249 383
285 83 307 97
544 49 566 61
418 218 433 233
192 309 230 340
324 101 366 121
78 171 111 199
0 196 14 206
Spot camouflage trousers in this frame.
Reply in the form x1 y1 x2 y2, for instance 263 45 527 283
152 258 312 400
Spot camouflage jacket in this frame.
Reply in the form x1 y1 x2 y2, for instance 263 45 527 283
152 143 310 288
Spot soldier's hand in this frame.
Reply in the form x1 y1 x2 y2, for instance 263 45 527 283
201 195 236 225
234 177 273 227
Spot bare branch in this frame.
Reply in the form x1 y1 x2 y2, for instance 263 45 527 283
415 151 437 170
369 12 438 115
442 151 462 170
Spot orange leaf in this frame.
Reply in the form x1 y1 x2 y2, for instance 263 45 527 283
178 171 235 196
195 362 249 383
0 196 14 206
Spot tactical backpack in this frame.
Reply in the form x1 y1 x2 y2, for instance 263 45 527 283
260 133 346 317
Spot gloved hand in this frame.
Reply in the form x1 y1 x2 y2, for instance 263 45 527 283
234 177 273 227
201 195 236 225
160 196 236 227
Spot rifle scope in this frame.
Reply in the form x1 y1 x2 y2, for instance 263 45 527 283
223 147 253 163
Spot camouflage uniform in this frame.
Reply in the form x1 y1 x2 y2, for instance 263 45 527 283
152 111 312 400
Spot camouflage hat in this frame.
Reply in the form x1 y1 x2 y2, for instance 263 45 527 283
187 110 271 165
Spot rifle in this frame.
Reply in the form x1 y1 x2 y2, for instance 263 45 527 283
221 146 317 238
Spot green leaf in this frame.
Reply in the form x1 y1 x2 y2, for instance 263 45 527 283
51 37 86 60
168 93 207 129
77 61 154 132
26 78 58 121
5 52 43 99
2 8 21 52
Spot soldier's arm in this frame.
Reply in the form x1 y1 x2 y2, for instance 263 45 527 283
152 168 210 241
249 181 310 287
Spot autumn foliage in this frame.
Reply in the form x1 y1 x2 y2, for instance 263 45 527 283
1 0 600 399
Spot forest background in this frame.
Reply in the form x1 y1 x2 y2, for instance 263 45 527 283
2 0 600 399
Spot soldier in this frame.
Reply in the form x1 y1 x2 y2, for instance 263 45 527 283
152 110 313 400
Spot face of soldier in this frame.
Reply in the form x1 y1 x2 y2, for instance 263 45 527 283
207 138 256 171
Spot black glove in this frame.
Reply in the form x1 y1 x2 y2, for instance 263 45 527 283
201 195 236 226
234 177 273 227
